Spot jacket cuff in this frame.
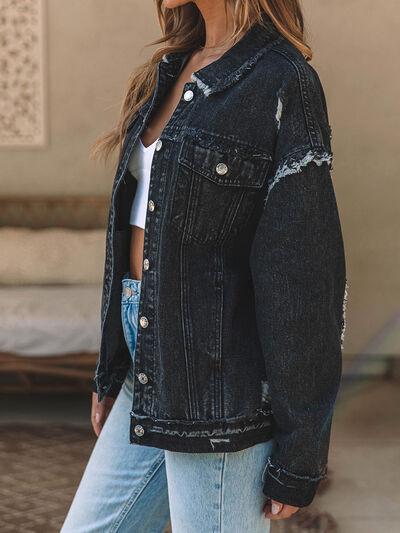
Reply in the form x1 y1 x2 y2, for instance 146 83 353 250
91 377 123 400
262 458 326 507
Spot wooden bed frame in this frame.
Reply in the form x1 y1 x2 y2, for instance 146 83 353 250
0 195 109 394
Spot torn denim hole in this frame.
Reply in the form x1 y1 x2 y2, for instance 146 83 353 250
261 380 271 404
261 461 269 483
209 437 230 450
266 468 297 489
275 96 283 131
340 278 349 350
146 418 272 438
265 457 327 488
263 148 333 206
190 72 212 97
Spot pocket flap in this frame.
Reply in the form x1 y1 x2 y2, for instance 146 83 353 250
178 138 271 189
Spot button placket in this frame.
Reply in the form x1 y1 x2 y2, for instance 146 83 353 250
139 78 195 385
133 139 162 417
133 119 178 427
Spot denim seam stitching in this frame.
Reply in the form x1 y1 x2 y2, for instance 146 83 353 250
179 180 198 418
110 451 166 533
271 47 321 148
219 454 226 533
217 245 224 419
265 457 327 484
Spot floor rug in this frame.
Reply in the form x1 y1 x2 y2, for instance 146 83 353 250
0 424 335 532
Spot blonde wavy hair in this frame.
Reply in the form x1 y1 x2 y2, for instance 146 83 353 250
91 0 311 165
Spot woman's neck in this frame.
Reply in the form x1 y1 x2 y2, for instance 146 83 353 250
195 0 241 54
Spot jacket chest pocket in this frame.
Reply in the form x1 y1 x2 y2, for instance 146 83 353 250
169 138 271 245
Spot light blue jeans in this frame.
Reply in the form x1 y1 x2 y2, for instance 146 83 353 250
61 275 273 533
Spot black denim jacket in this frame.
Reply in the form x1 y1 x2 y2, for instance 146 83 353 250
93 16 347 507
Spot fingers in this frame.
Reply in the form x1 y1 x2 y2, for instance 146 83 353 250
92 406 112 437
272 501 283 515
91 407 102 437
91 393 106 437
91 410 103 437
91 393 117 437
263 499 299 520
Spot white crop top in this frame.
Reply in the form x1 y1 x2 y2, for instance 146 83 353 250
128 137 159 229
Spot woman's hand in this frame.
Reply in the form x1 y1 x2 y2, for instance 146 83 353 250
263 499 299 520
91 393 116 437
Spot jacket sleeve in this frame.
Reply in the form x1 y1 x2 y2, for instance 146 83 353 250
249 61 347 507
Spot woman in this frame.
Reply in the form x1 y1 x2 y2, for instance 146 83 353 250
62 1 347 531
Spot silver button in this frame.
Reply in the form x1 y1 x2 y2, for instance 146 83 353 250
216 162 228 175
143 258 149 271
155 139 163 151
183 90 194 102
134 424 144 437
138 373 148 384
139 316 149 328
148 199 155 212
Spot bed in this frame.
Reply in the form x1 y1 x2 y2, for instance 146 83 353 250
0 196 109 393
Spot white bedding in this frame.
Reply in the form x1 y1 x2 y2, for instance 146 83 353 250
0 285 102 356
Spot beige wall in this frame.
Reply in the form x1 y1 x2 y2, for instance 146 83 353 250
0 0 399 358
0 0 160 196
304 0 400 357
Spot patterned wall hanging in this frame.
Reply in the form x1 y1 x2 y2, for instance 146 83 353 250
0 0 46 146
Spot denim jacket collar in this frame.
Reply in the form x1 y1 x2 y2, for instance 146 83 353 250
161 15 282 97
